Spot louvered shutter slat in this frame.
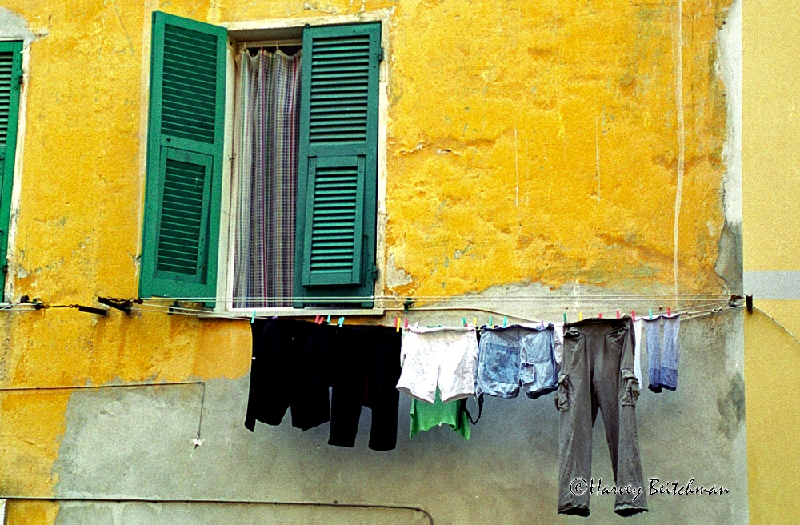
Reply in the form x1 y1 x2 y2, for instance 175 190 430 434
140 12 226 304
295 23 380 306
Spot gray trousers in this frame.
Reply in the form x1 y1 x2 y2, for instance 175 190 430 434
556 318 647 517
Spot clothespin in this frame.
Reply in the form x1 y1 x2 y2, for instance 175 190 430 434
667 307 672 316
395 317 401 332
338 317 344 327
616 310 620 319
598 312 603 319
251 311 256 324
473 317 477 327
578 312 583 321
648 309 653 319
404 318 409 329
541 319 545 329
631 310 636 321
327 314 331 324
562 313 567 323
488 316 493 327
314 314 321 324
503 316 508 328
462 317 467 327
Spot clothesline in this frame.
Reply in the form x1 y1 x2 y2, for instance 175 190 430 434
133 293 738 302
124 299 737 323
0 295 742 323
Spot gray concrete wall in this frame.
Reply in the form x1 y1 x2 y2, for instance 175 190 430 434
52 311 746 524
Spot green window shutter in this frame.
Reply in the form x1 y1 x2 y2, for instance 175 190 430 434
0 41 23 300
294 23 381 307
140 12 226 304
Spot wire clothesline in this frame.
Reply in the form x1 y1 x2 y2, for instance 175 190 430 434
0 292 743 326
122 297 740 324
132 294 737 302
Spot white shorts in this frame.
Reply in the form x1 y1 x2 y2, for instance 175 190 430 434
396 326 479 403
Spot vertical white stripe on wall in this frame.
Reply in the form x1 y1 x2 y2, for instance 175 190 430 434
673 0 685 295
718 0 742 225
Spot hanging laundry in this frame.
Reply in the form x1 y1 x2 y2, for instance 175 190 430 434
556 317 647 517
245 319 332 432
409 388 470 440
327 324 402 452
633 317 644 384
553 321 565 367
645 314 681 392
396 326 479 404
476 324 558 399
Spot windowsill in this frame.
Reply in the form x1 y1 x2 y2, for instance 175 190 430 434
225 307 385 318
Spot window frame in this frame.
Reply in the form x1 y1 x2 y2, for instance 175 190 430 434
216 12 392 317
0 39 28 304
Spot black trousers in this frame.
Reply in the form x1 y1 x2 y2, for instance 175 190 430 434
245 319 331 432
328 325 402 451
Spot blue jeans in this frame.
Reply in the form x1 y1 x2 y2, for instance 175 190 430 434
476 325 558 399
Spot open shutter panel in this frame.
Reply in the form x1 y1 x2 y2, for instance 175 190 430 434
295 23 381 307
0 41 23 300
140 12 226 304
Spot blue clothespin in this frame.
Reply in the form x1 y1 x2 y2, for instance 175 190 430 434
338 317 344 327
462 317 467 327
648 309 653 319
488 316 493 327
503 316 507 328
327 314 331 324
250 311 256 324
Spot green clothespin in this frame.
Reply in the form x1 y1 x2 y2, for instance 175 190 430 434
250 311 256 324
338 316 344 327
648 309 653 319
488 316 493 327
327 314 331 324
462 317 467 327
503 316 507 328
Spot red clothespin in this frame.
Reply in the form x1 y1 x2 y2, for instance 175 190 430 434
667 307 672 316
404 318 409 329
314 315 321 324
631 310 636 321
616 310 620 319
598 312 603 319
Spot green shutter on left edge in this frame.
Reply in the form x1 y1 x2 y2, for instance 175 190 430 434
0 41 23 301
294 22 381 308
140 12 226 306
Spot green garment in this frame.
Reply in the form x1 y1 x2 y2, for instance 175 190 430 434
409 389 470 440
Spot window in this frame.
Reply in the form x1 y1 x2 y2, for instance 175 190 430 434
139 12 383 311
0 40 23 301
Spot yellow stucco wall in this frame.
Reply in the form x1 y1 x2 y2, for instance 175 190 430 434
743 1 800 524
0 0 740 522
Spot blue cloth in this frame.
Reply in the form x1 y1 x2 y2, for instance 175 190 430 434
645 314 680 392
476 325 558 399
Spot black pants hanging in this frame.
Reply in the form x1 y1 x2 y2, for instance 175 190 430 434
245 319 332 432
328 325 402 451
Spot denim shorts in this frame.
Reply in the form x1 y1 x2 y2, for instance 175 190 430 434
476 325 558 399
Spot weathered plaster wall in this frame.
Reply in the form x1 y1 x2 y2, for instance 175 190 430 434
46 313 746 525
0 0 744 523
